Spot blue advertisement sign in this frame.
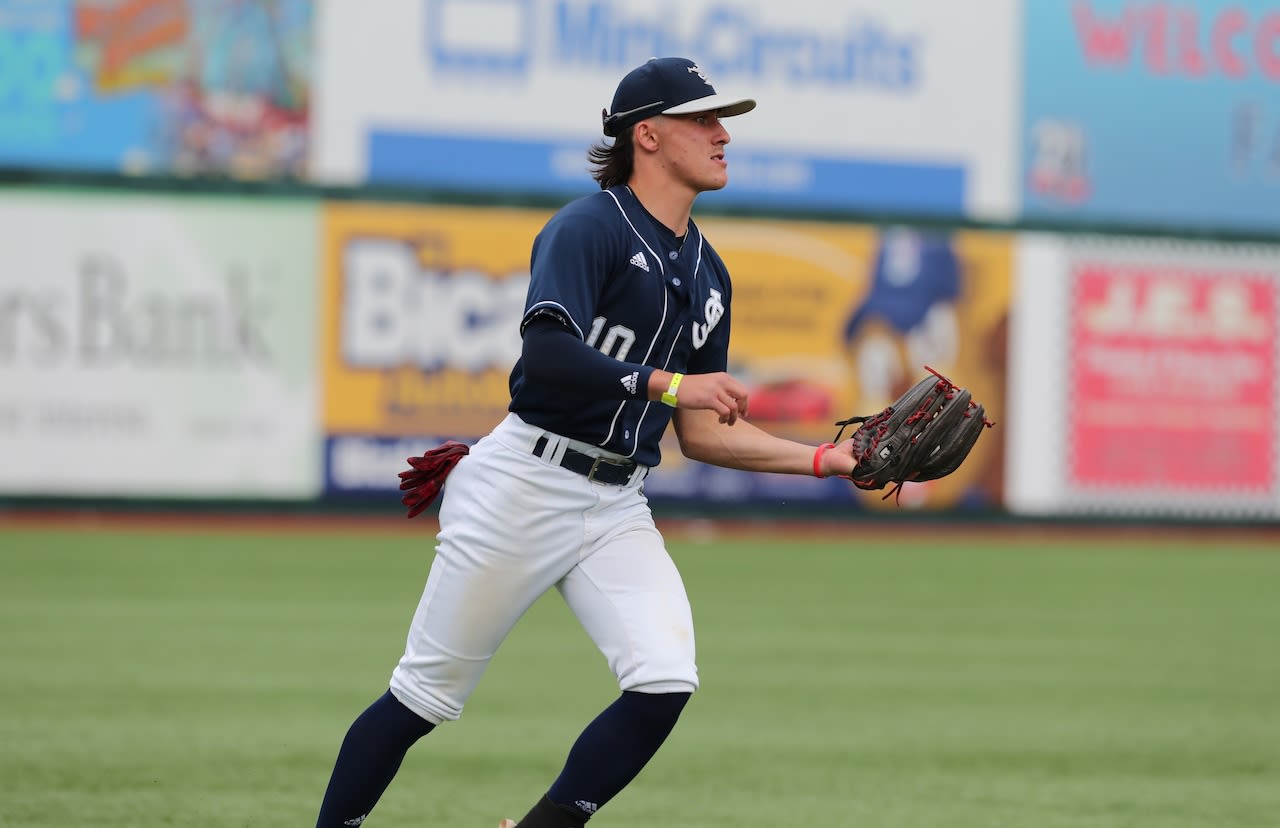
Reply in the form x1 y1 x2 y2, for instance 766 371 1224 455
1022 0 1280 231
0 0 311 178
366 131 966 216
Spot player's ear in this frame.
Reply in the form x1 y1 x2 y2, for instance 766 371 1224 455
633 119 661 152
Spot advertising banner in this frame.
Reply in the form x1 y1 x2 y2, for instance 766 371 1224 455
1022 0 1280 231
645 220 1012 509
0 189 321 498
1007 236 1280 518
321 200 1012 511
0 0 312 178
313 0 1019 219
1070 262 1274 492
321 202 534 495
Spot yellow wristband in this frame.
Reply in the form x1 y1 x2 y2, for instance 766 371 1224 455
661 373 684 407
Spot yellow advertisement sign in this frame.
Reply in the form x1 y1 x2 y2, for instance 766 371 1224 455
321 201 1013 509
661 218 1013 509
321 202 548 437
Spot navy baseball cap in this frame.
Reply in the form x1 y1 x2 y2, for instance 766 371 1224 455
602 57 756 137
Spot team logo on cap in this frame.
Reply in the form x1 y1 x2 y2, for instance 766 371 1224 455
687 63 712 85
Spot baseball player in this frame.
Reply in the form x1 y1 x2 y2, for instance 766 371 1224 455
315 57 859 828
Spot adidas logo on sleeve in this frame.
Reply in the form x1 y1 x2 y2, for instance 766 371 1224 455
620 371 639 395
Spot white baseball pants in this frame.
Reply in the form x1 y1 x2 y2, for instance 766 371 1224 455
389 414 698 725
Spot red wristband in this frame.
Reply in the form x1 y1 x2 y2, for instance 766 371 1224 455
813 443 836 478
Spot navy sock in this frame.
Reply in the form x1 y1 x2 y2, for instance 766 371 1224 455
315 689 436 827
544 690 691 822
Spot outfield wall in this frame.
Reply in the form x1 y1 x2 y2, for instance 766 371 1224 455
3 0 1279 519
2 185 1278 519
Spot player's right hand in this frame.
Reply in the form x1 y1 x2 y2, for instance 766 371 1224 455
674 371 750 425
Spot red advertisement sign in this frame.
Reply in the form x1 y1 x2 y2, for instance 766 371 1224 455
1070 262 1276 492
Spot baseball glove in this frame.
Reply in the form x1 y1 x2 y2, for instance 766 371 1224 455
398 440 470 518
833 366 994 501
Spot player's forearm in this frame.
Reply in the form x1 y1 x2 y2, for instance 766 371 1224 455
672 408 822 475
647 369 678 401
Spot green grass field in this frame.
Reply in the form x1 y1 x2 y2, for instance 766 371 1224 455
2 520 1278 828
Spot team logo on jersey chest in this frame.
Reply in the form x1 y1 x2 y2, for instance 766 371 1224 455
692 288 724 349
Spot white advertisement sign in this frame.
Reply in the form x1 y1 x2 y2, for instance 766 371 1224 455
312 0 1018 219
0 191 322 498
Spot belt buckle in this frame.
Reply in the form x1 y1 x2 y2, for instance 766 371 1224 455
587 454 630 484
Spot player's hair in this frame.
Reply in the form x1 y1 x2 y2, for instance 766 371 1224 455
588 130 635 189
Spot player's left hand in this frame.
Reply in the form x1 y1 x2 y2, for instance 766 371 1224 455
833 366 994 501
815 438 857 479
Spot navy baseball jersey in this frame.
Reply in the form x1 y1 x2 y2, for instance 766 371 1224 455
509 185 732 467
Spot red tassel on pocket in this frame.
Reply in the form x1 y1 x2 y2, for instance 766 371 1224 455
397 440 470 519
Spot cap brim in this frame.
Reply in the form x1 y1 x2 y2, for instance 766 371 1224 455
661 94 756 119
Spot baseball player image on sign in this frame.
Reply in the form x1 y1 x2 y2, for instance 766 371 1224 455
315 57 862 828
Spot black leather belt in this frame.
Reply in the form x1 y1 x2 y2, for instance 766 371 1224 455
533 436 639 485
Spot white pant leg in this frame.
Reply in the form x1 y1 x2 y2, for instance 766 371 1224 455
390 419 586 723
390 415 696 723
558 504 699 694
